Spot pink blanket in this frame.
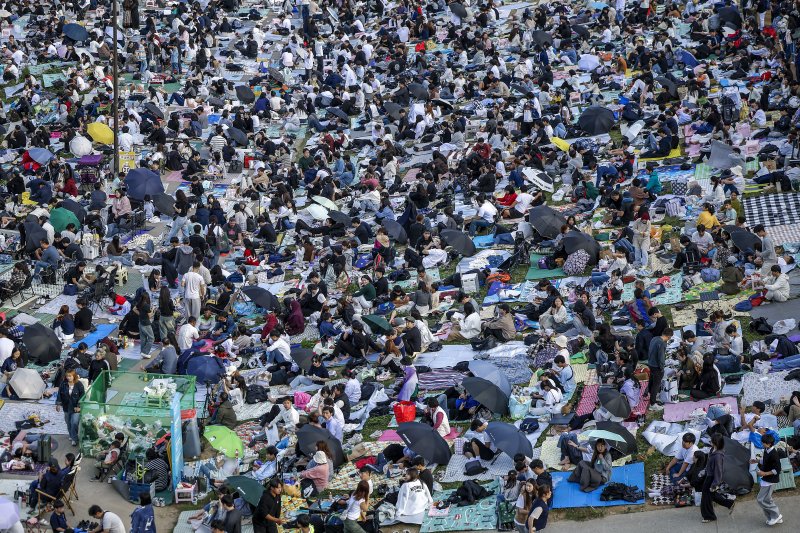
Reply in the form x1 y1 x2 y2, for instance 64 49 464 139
662 397 739 423
576 382 650 420
378 428 460 442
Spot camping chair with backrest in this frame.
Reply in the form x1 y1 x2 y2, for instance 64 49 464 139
98 441 127 482
36 465 79 516
68 454 82 503
3 274 32 305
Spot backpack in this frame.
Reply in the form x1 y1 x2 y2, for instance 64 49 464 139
563 249 590 276
721 95 737 125
463 459 488 476
749 317 773 335
519 417 540 433
622 102 642 121
471 336 497 351
245 385 270 404
538 256 554 270
700 268 720 282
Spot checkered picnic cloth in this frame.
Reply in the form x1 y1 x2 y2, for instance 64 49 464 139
765 224 800 246
744 193 800 228
575 382 649 418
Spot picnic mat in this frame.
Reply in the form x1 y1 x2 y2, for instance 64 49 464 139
621 272 683 306
662 396 739 422
440 452 516 482
741 371 800 406
37 293 79 314
670 299 750 328
0 401 68 435
575 383 649 418
420 480 499 533
550 462 646 508
744 193 800 228
751 298 800 337
72 323 118 349
328 461 401 492
418 369 466 391
765 223 800 246
638 147 683 162
415 342 528 369
378 427 460 442
234 400 273 421
526 254 565 280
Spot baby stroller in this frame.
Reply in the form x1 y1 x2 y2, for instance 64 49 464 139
75 154 104 194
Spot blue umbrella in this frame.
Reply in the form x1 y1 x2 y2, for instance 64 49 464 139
27 148 54 165
62 23 89 42
124 168 164 200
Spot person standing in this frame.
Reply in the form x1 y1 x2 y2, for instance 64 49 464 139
57 370 84 446
647 328 672 410
182 262 206 320
700 434 735 523
752 433 783 525
136 292 155 358
253 479 284 533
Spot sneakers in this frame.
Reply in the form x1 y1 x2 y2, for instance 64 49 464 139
767 515 783 526
648 404 664 411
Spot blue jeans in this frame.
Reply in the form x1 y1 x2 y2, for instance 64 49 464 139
64 411 80 443
558 433 583 464
669 461 687 484
140 324 154 355
167 92 185 106
468 218 492 236
771 354 800 371
33 260 55 277
166 216 188 243
493 233 514 245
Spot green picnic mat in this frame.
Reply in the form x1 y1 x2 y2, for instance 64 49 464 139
526 254 565 280
118 358 140 372
420 480 499 533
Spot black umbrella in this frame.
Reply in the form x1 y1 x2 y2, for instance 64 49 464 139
241 286 280 310
511 83 534 96
722 437 754 494
528 205 566 239
125 168 164 201
530 30 553 46
718 6 742 28
432 98 454 110
440 229 477 257
723 226 760 251
143 102 164 119
290 347 315 372
62 23 89 42
381 219 408 244
207 97 225 108
328 210 352 225
449 2 468 19
236 85 255 104
384 102 403 121
486 422 533 459
462 376 509 415
578 106 615 135
227 127 248 147
594 421 638 455
22 323 62 364
655 76 678 98
60 198 86 224
408 83 429 100
268 68 285 84
562 230 600 264
152 193 175 217
597 387 632 419
396 422 452 465
468 360 512 396
23 215 48 254
572 24 590 40
296 425 346 467
327 107 349 120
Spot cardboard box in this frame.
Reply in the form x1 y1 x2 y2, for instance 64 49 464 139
461 273 479 294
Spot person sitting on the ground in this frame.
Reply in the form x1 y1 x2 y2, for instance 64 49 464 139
761 264 790 302
566 438 612 492
480 303 516 342
143 448 171 492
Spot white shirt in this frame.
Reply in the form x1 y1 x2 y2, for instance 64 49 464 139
177 323 199 351
395 479 432 517
101 512 126 533
0 337 14 365
477 201 498 222
182 271 205 299
344 377 361 404
514 192 534 214
675 443 699 464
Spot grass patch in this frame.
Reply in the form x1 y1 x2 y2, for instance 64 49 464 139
551 506 607 521
361 414 392 441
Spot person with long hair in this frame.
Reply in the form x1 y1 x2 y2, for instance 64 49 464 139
0 262 29 304
342 480 371 533
158 286 176 341
527 484 552 532
567 439 612 492
57 370 84 446
513 480 536 533
136 292 155 357
701 434 735 522
52 304 76 343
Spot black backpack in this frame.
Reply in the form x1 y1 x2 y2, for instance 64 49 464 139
721 96 737 125
245 385 270 404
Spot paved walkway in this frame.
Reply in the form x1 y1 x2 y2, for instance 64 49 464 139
555 494 797 533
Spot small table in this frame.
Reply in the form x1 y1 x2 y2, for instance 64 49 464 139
174 483 198 504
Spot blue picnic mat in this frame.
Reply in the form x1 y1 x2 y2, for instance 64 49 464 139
550 462 646 509
72 323 117 348
420 480 499 533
